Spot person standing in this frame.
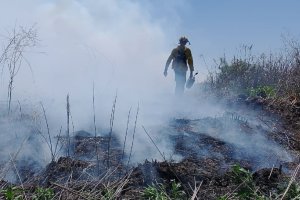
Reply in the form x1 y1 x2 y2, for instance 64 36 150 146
164 36 194 95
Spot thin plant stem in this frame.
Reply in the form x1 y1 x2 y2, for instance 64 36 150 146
122 107 132 161
93 83 100 175
66 94 70 157
142 125 165 161
107 93 117 169
40 102 54 161
53 126 63 161
70 110 75 157
280 164 300 200
127 104 139 167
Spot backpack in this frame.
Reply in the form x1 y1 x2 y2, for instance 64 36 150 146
174 47 187 66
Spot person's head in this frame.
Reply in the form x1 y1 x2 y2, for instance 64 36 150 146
179 36 190 46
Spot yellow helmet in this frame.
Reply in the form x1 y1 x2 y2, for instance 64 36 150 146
179 36 190 45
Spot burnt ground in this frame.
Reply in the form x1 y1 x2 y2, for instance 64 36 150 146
0 97 300 199
253 96 300 152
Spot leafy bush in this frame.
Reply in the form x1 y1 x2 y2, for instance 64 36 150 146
231 164 259 199
247 86 276 98
33 187 54 200
169 180 186 199
142 180 185 200
142 184 168 200
0 187 23 200
207 41 300 99
231 164 253 184
218 164 266 200
219 164 300 200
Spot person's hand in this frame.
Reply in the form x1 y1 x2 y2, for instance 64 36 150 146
164 69 168 77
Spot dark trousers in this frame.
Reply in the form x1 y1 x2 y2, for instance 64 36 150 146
174 69 187 96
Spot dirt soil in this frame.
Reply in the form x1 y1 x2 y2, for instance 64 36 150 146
0 97 299 199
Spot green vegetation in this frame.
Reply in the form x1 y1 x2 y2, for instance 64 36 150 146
142 180 186 200
219 164 266 200
0 187 23 200
143 184 168 200
169 180 186 199
101 188 114 200
207 42 300 99
247 86 276 98
0 187 54 200
32 187 54 200
1 178 298 200
284 183 300 199
218 164 300 200
277 182 300 200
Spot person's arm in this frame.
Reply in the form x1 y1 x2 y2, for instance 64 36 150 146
164 49 176 76
186 48 194 78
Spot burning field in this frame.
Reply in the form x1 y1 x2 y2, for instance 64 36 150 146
0 96 299 199
1 1 300 199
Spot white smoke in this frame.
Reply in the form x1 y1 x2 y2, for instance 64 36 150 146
0 107 51 182
0 0 186 166
0 0 174 126
0 0 295 173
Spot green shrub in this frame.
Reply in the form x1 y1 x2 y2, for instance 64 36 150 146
33 187 54 200
206 42 300 99
142 184 168 200
142 180 185 200
0 186 23 200
169 180 185 199
222 164 266 200
247 86 276 98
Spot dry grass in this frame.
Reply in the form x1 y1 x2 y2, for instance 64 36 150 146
206 40 300 100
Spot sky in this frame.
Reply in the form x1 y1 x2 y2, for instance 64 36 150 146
138 0 300 70
0 0 299 168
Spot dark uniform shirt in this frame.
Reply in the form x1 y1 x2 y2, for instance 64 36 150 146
166 45 194 72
